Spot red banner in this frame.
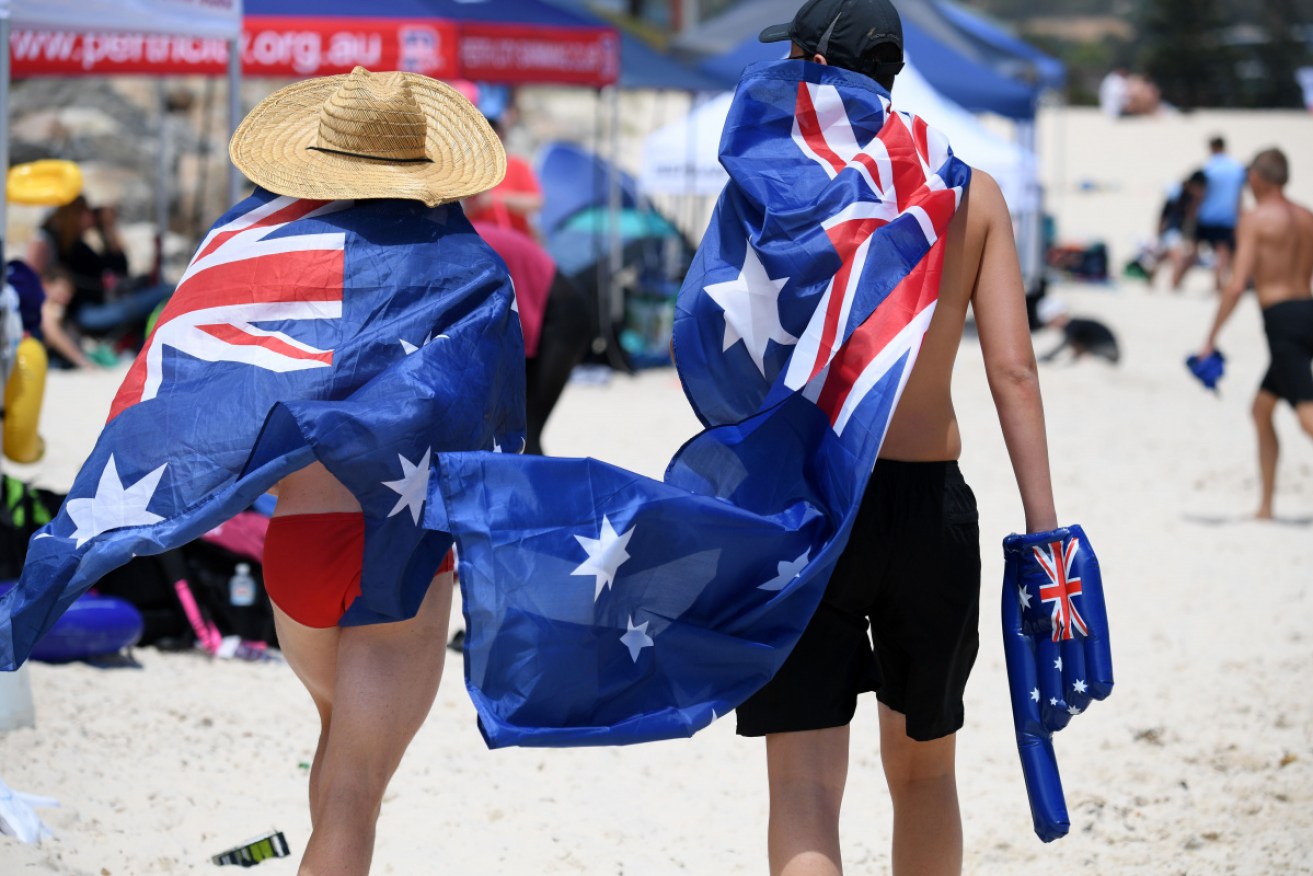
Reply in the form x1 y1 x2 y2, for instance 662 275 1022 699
458 24 618 87
11 18 459 79
10 18 619 86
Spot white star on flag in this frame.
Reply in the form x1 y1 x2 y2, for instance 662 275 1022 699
1017 585 1032 609
704 244 796 377
400 333 449 354
383 448 431 524
400 332 433 355
1030 688 1040 703
759 549 810 591
1049 697 1059 707
1067 705 1082 715
1072 679 1087 694
1054 656 1063 671
67 455 167 547
620 615 654 662
572 516 635 601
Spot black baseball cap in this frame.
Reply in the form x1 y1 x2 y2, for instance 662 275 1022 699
761 0 905 78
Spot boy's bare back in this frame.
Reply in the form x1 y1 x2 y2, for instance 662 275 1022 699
881 170 1030 461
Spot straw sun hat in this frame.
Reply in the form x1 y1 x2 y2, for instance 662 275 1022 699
230 66 506 207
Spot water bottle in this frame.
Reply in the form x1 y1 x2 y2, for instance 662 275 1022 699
228 562 256 607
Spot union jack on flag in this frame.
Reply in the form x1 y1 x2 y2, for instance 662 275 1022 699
0 189 525 669
433 60 972 748
1034 538 1088 642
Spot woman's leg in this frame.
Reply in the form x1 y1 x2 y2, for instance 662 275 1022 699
271 607 340 824
297 571 454 876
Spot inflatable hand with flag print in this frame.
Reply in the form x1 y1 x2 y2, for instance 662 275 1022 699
1001 524 1112 842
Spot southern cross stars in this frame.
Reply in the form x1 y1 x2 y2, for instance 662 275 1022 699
383 448 431 524
66 455 167 547
704 243 796 377
620 615 654 662
572 516 635 601
759 549 810 591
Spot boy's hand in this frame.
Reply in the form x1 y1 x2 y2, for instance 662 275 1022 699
1001 525 1113 841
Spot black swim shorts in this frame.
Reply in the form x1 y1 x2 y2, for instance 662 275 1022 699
736 459 981 742
1260 299 1313 406
1194 223 1236 249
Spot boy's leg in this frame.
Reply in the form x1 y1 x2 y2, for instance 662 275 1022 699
878 705 962 876
764 726 849 876
1252 390 1280 519
298 571 455 876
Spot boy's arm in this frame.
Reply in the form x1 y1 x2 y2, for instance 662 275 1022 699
968 174 1058 534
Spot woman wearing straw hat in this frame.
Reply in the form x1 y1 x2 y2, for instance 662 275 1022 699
224 68 516 874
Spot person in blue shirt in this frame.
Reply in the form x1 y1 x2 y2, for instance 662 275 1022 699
1173 136 1246 291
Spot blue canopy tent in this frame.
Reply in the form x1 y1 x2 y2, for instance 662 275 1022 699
536 141 695 368
933 0 1065 92
616 30 731 92
538 141 642 238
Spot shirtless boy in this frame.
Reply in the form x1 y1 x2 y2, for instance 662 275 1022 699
1200 148 1313 519
735 2 1061 874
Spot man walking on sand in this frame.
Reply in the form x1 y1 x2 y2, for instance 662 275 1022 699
732 1 1082 873
1199 147 1313 520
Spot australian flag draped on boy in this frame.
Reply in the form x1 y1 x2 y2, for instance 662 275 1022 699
434 60 972 747
0 189 524 670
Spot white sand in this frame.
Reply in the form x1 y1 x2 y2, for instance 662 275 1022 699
3 107 1313 874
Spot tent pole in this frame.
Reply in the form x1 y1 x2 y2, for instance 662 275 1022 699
1017 117 1041 291
592 87 607 358
0 15 10 273
607 84 622 341
227 36 242 206
155 80 170 282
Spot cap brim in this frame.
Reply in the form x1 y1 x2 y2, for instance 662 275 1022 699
759 23 791 43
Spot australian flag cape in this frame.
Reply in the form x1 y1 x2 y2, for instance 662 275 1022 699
432 60 972 748
0 189 524 670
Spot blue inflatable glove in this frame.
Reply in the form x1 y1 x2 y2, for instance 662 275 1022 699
1186 350 1225 392
1001 525 1113 842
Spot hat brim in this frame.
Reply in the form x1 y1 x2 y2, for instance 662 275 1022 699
229 72 506 208
759 23 792 43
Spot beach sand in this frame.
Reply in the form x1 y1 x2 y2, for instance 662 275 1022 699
3 107 1313 874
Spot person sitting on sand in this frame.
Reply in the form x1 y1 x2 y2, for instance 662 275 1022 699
1198 147 1313 520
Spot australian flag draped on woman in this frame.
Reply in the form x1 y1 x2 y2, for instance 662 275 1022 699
0 189 524 670
434 60 971 748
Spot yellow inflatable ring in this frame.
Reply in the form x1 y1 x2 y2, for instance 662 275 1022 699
7 160 84 207
4 337 47 463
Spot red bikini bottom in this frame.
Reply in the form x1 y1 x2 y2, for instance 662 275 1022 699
263 512 454 628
